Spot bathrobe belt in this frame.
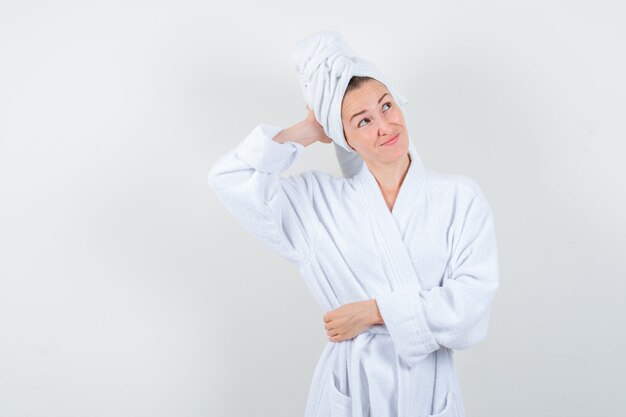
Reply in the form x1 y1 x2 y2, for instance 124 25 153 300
336 324 415 417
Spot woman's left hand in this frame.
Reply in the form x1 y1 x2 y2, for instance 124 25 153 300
323 299 383 342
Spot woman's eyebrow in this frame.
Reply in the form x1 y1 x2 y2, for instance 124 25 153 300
349 93 389 122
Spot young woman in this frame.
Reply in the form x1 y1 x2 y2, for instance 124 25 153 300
208 34 499 417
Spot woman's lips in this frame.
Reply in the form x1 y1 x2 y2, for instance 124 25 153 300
381 133 399 146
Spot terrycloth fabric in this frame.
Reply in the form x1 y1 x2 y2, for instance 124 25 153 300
208 124 500 417
290 31 409 177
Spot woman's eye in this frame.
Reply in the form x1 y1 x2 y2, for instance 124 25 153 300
357 103 392 128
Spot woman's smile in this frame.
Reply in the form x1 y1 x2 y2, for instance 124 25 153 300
380 133 400 146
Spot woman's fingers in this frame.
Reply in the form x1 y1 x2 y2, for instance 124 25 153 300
304 104 333 144
305 105 315 122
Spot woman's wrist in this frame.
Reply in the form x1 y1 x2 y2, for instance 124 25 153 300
272 121 316 147
369 299 384 325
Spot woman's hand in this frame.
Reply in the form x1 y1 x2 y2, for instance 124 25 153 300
272 105 333 146
304 105 333 144
323 299 384 342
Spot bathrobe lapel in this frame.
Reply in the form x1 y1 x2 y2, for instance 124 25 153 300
351 139 426 415
347 140 430 416
353 139 427 293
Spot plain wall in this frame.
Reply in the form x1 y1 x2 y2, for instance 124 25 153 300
1 1 625 416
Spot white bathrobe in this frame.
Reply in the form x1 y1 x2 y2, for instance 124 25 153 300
207 124 500 417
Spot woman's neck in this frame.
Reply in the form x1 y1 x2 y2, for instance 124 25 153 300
368 153 412 200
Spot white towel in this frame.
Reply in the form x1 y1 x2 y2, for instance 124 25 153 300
290 30 409 177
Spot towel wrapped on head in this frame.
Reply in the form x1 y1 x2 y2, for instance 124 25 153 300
290 30 409 177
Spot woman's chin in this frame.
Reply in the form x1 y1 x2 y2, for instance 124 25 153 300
380 140 408 161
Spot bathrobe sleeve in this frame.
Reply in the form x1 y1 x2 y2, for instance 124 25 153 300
375 181 500 367
207 123 319 268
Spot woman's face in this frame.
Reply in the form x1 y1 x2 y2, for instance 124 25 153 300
341 79 408 165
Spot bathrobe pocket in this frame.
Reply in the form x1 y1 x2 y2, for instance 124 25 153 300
428 391 456 417
328 371 352 417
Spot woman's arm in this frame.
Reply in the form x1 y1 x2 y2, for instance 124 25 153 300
207 107 332 267
374 180 500 367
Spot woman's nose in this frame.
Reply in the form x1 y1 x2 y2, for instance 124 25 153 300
378 119 393 135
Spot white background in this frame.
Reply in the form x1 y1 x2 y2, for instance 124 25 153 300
1 1 625 416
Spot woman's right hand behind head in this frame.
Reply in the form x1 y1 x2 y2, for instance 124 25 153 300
304 105 333 144
272 105 334 146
